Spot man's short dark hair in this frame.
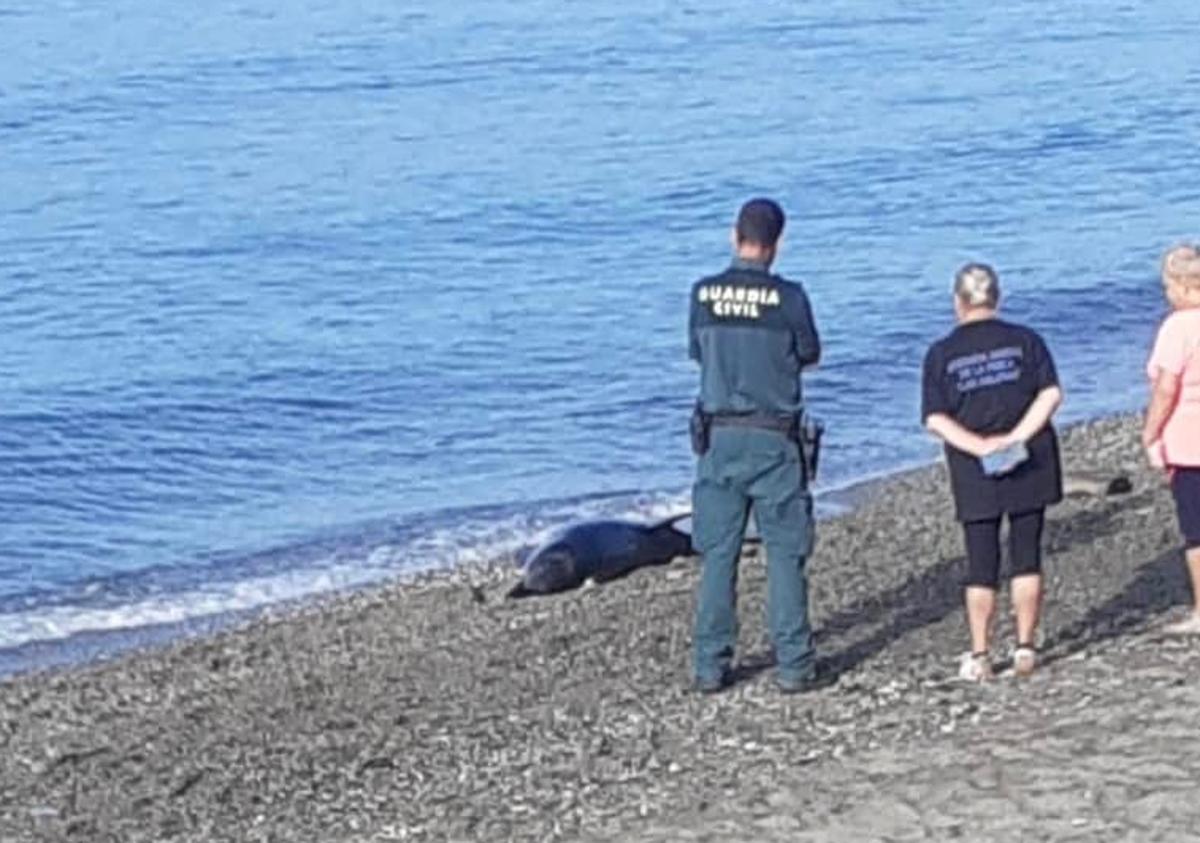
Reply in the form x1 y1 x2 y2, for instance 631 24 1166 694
735 198 785 247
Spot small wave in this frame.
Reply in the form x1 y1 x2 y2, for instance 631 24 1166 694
0 489 690 656
0 475 884 659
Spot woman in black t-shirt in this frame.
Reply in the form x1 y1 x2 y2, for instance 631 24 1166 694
921 263 1064 682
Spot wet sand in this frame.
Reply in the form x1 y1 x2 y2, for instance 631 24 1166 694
2 415 1198 842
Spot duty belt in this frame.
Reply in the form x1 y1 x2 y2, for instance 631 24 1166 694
708 412 794 435
691 406 823 482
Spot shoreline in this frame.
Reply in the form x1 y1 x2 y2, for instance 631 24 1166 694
0 437 940 682
0 412 1141 682
3 413 1199 841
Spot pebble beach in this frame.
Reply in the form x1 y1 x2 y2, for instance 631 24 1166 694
2 414 1199 842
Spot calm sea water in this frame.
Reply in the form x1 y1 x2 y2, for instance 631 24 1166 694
1 1 1198 662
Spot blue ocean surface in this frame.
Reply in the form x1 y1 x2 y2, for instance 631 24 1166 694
1 1 1197 667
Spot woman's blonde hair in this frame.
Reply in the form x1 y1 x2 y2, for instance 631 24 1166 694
954 262 1000 309
1162 244 1200 289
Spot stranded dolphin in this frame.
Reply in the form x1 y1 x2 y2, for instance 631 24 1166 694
507 514 693 598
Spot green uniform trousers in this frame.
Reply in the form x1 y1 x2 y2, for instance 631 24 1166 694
692 426 816 684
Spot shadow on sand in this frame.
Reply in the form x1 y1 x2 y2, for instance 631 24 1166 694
727 489 1189 687
1042 548 1189 664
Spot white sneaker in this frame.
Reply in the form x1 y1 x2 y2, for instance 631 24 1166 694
1012 645 1037 678
1164 613 1200 636
958 652 993 682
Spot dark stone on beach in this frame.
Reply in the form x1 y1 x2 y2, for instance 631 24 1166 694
1106 475 1133 496
169 771 204 799
1065 472 1134 498
358 757 395 773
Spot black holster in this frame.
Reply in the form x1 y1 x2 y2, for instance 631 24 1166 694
796 411 824 483
689 403 712 456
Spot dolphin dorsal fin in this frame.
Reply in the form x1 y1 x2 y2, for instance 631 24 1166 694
649 511 691 533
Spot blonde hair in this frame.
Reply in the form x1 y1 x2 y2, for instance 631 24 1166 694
1162 244 1200 289
954 262 1000 309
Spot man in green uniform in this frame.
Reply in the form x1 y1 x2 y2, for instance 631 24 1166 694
688 197 821 693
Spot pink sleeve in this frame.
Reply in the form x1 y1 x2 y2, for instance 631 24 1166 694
1149 316 1188 377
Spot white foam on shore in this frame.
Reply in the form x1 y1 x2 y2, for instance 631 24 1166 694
0 472 921 656
0 491 691 653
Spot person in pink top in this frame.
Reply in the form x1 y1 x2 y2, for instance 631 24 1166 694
1142 243 1200 635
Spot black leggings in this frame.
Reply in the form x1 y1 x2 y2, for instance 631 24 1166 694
1172 467 1200 550
962 509 1045 588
